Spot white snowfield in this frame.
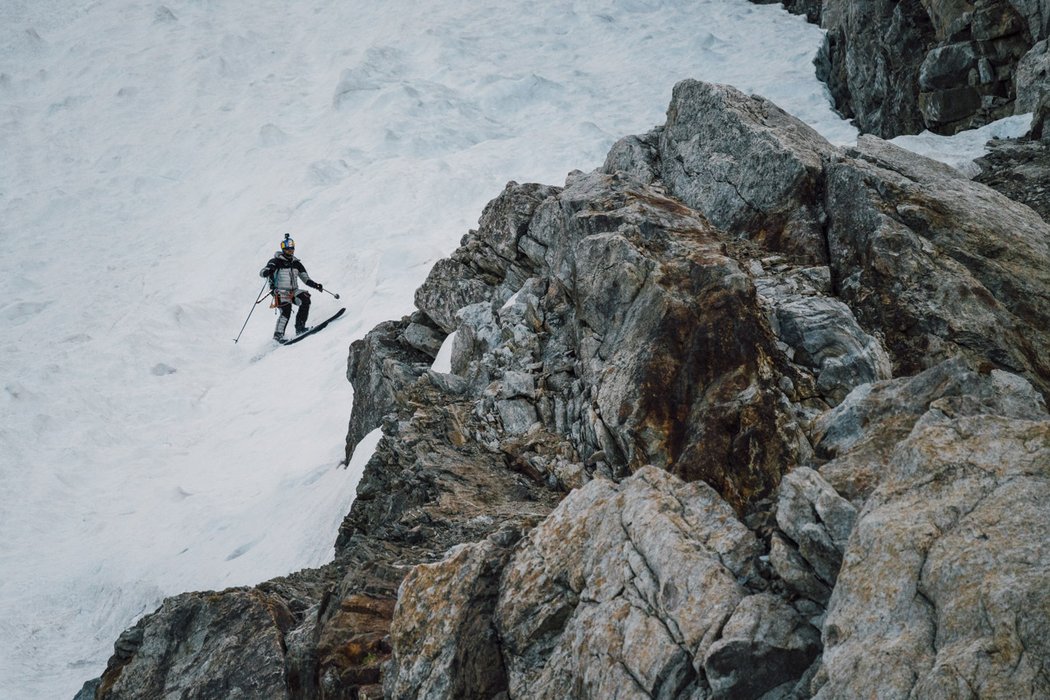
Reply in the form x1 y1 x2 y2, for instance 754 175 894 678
0 0 1027 697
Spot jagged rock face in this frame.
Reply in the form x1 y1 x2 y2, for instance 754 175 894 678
95 588 297 699
817 0 1038 136
86 79 1050 700
819 0 934 137
826 135 1050 399
412 169 812 512
343 315 435 463
493 466 815 700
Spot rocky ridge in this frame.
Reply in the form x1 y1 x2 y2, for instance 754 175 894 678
80 80 1050 699
758 0 1050 137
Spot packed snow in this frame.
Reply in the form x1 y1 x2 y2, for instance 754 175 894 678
0 0 1028 697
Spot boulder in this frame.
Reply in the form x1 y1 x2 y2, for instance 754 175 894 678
656 80 833 263
812 356 1048 504
817 413 1050 699
495 466 761 699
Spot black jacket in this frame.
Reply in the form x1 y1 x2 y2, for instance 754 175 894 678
260 252 316 292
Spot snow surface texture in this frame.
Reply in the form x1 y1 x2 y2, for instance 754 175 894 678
0 0 1025 697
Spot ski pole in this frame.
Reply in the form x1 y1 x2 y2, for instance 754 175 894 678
234 281 270 343
323 287 341 300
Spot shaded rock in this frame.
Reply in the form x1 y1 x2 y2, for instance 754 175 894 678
754 259 891 406
343 317 433 464
1009 0 1050 43
769 532 832 604
919 85 982 125
819 0 1032 136
384 527 526 700
819 0 933 137
315 593 396 695
918 42 978 92
818 414 1050 699
775 468 857 587
402 316 446 358
973 134 1050 220
703 593 821 699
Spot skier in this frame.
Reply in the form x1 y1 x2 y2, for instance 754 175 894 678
260 233 325 341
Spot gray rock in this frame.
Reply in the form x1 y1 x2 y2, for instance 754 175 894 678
819 0 932 137
1016 39 1050 114
820 0 1032 136
973 136 1050 219
775 468 857 586
601 131 660 185
658 80 833 263
919 85 982 125
1009 0 1050 43
96 589 293 699
769 533 832 604
919 42 978 92
402 319 446 358
415 182 559 333
73 678 101 700
817 414 1050 699
496 398 538 435
813 356 1048 504
755 264 891 406
343 317 432 464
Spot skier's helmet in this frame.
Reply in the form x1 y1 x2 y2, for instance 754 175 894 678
280 233 295 254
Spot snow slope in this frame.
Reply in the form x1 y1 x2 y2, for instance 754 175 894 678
0 1 1022 697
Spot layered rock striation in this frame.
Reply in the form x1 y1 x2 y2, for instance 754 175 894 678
81 81 1050 699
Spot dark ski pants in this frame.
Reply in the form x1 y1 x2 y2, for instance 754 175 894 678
274 290 311 337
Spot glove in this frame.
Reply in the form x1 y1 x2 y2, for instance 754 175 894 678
308 280 323 292
316 282 323 293
260 265 274 278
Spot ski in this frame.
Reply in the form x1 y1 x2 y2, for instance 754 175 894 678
277 308 346 346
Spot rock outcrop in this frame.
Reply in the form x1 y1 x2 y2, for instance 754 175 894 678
761 0 1050 137
82 80 1050 699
